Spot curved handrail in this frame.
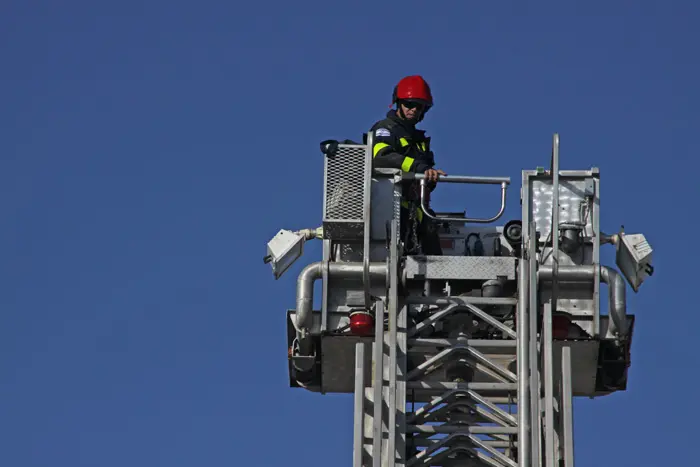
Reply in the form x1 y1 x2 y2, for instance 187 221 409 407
402 173 510 224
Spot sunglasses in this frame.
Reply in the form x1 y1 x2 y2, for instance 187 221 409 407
400 100 426 110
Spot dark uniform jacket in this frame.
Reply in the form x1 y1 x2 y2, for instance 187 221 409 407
368 110 436 202
366 111 442 254
369 110 435 174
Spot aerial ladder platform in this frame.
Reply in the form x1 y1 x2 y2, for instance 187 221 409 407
264 133 654 467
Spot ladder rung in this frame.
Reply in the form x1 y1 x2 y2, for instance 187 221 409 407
408 425 518 435
407 382 517 393
406 296 518 306
409 338 517 349
412 439 518 449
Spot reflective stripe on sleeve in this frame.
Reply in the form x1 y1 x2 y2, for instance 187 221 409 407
373 142 390 157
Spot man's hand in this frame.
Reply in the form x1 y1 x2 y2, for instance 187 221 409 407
424 168 446 183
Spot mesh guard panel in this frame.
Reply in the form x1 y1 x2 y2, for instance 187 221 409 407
322 144 369 241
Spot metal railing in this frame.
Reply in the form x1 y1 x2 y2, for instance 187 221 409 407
401 172 511 223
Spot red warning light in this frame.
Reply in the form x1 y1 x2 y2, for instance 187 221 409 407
349 312 374 336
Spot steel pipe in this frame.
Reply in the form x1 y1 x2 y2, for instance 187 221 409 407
537 264 627 337
600 266 627 337
419 180 508 224
404 173 511 185
296 261 389 338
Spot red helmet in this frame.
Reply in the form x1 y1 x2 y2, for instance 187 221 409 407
393 75 433 108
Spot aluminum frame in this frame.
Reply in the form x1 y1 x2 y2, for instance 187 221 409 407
273 131 653 467
346 134 616 467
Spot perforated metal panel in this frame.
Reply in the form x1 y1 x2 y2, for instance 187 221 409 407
531 177 596 241
322 144 370 240
404 255 517 280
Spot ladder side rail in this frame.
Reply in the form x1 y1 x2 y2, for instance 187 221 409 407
542 303 556 467
527 220 542 467
522 169 542 467
592 173 601 338
353 342 366 467
387 175 403 467
560 345 575 467
373 300 385 467
517 222 531 467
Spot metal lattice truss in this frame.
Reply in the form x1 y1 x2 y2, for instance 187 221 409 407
404 299 520 467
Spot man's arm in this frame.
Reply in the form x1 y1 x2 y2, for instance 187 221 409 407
371 127 432 173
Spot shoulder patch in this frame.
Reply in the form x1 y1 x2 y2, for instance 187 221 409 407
375 128 391 138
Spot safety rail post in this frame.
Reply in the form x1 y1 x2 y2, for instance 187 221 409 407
550 133 560 327
362 132 374 310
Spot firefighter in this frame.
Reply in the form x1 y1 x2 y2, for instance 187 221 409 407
370 75 445 255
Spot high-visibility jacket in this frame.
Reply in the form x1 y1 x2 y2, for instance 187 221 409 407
368 111 437 221
369 110 435 175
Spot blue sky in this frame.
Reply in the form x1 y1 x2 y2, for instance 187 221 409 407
1 1 697 465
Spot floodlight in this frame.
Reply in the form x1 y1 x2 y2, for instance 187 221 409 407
264 230 307 280
264 228 322 279
615 232 654 292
